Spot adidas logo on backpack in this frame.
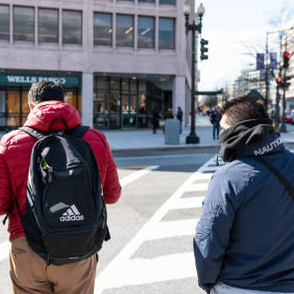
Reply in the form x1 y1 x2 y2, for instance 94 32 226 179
60 205 84 222
17 124 111 266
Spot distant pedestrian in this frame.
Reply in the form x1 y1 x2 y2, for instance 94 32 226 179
152 107 161 134
176 106 183 134
209 107 221 139
194 96 294 294
163 108 174 134
0 81 121 294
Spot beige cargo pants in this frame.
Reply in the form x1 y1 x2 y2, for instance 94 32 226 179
9 237 98 294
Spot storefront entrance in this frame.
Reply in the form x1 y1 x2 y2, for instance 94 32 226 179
93 75 171 129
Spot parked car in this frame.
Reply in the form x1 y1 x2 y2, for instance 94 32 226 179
285 110 292 123
268 108 292 123
291 110 294 124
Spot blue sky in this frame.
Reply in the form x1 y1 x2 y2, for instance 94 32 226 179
197 0 294 90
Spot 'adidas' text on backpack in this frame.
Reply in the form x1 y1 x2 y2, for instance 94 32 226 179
18 124 110 265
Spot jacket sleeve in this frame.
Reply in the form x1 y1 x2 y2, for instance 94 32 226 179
0 141 13 215
193 172 240 293
102 136 121 204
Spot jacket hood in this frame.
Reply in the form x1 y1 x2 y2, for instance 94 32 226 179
24 101 81 132
219 118 284 162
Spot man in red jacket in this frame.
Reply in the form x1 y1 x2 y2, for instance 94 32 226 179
0 81 121 294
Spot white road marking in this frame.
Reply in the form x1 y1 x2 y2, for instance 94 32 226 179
186 183 209 191
94 157 214 293
119 165 160 187
96 252 195 289
170 197 205 209
0 241 10 262
145 219 199 240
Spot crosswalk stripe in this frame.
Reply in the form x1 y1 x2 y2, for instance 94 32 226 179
186 183 209 191
145 219 199 240
96 252 196 289
120 165 160 187
170 197 205 209
0 241 10 262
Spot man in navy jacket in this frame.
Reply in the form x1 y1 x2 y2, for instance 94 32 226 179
194 96 294 294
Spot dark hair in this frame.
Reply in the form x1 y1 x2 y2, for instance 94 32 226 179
221 96 269 125
28 81 64 104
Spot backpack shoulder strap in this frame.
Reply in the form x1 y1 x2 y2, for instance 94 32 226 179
249 156 294 199
20 126 47 140
69 125 90 138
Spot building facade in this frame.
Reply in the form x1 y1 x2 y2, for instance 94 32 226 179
0 0 193 130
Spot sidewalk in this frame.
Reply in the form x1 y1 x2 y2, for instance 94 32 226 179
104 116 294 152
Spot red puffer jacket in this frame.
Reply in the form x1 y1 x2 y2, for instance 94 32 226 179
0 101 121 241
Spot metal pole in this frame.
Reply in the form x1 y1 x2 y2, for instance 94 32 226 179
265 32 269 109
275 86 280 131
280 33 287 132
186 20 199 144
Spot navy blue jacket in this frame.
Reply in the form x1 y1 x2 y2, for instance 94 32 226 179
194 133 294 293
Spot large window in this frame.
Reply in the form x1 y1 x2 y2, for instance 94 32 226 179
38 8 59 43
116 15 134 47
94 13 112 46
0 5 9 41
139 0 155 2
159 18 175 50
138 16 154 48
159 0 175 4
13 6 35 42
62 10 82 45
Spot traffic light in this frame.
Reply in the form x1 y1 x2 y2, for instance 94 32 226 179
276 76 283 85
200 39 208 61
276 76 291 88
283 51 290 68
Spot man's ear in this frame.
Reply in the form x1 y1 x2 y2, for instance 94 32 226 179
29 101 35 111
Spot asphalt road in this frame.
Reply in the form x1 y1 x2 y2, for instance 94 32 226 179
0 148 221 294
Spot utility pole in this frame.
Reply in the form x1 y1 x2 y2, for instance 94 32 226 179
280 34 288 133
265 32 269 109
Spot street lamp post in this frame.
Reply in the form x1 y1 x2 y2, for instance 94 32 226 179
183 3 205 144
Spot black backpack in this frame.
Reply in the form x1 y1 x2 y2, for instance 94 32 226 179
15 122 110 265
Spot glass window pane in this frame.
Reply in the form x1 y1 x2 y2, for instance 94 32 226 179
13 6 35 42
159 0 175 4
94 13 112 46
22 91 30 125
7 91 20 126
62 10 82 45
93 92 108 127
159 18 175 49
122 79 129 91
0 5 9 41
116 15 134 47
38 8 58 43
138 16 154 48
139 80 146 91
110 78 120 91
139 0 154 2
97 77 108 89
